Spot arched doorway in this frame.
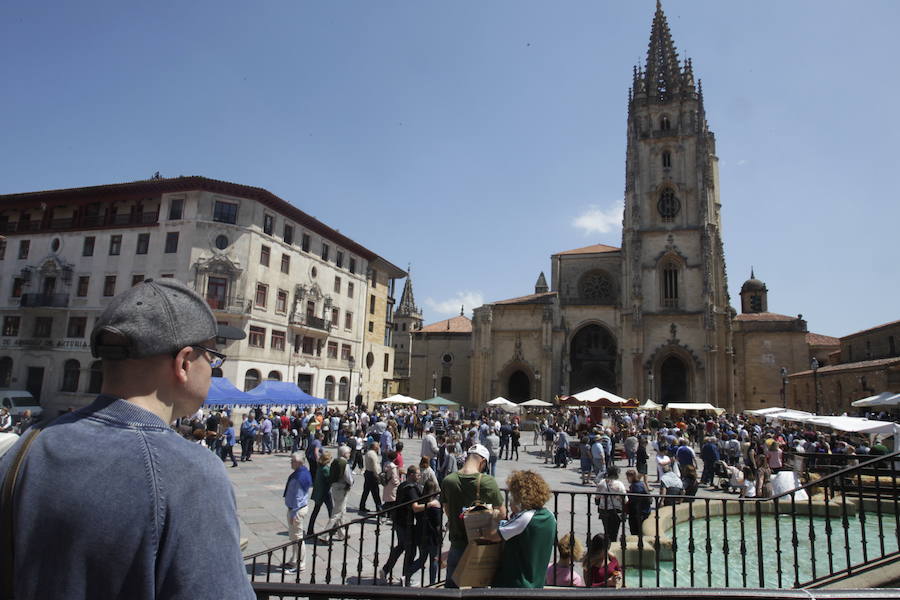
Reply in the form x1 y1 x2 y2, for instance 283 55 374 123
569 324 617 394
507 370 530 403
659 355 688 405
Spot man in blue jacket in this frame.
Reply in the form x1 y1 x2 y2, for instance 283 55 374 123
284 452 313 572
700 436 721 486
0 278 253 599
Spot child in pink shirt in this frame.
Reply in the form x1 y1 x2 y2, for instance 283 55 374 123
545 533 585 586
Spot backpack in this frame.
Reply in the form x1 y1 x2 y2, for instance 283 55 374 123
378 466 391 486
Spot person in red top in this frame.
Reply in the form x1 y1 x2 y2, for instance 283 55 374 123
394 441 404 468
582 533 621 587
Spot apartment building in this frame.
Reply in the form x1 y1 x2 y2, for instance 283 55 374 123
0 176 405 417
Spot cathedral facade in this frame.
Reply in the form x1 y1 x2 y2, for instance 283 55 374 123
470 3 737 410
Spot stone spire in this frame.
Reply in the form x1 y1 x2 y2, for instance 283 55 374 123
395 266 421 319
534 271 549 294
645 0 682 101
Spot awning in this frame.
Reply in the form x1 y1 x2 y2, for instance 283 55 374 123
665 402 725 415
379 394 421 405
519 398 553 407
205 377 256 406
638 399 663 411
246 380 327 406
851 392 900 408
421 396 460 407
572 387 631 404
803 416 898 435
487 397 515 406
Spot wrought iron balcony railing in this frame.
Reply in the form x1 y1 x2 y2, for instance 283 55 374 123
20 293 69 308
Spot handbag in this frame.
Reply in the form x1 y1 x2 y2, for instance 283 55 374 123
2 425 44 599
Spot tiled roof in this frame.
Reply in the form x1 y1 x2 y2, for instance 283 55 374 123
492 291 557 306
792 356 900 376
0 176 406 277
841 319 900 340
806 332 840 347
553 243 620 256
733 312 799 322
418 315 472 334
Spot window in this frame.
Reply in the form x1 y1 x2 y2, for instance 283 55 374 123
267 370 282 381
283 223 294 245
276 289 288 314
338 377 348 403
301 337 315 355
0 239 5 260
103 276 117 297
11 278 24 298
341 344 351 360
160 273 174 278
88 361 103 394
662 150 672 168
660 115 671 131
890 336 896 356
61 359 80 392
67 316 87 338
344 312 353 330
324 376 335 401
384 353 390 372
321 243 330 262
301 233 310 252
371 269 378 288
369 295 376 314
347 282 354 298
244 369 261 391
18 240 30 260
260 245 271 267
658 188 680 222
402 323 407 332
336 251 344 268
109 235 121 256
0 357 10 388
33 317 53 338
2 317 20 337
280 254 290 274
441 376 452 394
72 276 88 297
248 327 266 348
331 307 339 325
213 201 238 224
368 321 374 333
255 283 268 308
334 276 341 294
131 274 144 286
168 198 184 220
349 257 356 274
82 236 95 257
271 330 286 352
164 232 179 253
297 373 312 394
136 233 150 255
327 341 338 359
215 235 229 250
662 262 679 308
263 213 274 235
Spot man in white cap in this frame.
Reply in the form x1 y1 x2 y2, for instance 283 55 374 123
0 278 253 599
439 443 507 588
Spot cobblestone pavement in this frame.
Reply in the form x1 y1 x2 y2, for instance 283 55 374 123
227 430 733 585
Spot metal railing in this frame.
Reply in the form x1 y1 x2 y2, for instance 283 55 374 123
206 295 251 314
245 451 899 591
20 293 69 308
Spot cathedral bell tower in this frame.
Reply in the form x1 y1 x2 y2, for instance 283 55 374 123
620 1 734 409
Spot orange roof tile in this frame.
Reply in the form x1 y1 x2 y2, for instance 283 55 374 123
418 315 472 334
806 332 840 347
492 291 557 306
733 312 799 322
553 243 620 256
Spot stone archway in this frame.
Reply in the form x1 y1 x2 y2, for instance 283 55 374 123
659 355 688 405
507 370 531 403
569 324 617 394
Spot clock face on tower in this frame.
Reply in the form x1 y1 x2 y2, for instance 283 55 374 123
658 189 680 221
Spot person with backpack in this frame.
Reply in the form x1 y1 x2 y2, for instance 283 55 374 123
323 445 353 540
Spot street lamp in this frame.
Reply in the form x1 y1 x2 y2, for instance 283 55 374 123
780 366 788 408
648 370 654 403
431 370 437 398
810 357 820 415
346 356 356 411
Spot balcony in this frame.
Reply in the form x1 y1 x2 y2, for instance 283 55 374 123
0 210 160 235
20 293 69 308
205 295 251 315
289 314 332 337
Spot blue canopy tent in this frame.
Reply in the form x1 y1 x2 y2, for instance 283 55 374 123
246 380 327 406
204 377 256 406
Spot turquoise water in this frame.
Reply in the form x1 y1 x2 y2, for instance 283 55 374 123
624 510 899 588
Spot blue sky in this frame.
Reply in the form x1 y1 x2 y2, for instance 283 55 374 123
2 1 897 338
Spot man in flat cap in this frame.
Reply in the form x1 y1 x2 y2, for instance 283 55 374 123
0 278 254 599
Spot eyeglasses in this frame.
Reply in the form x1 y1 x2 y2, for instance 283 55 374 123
193 344 227 369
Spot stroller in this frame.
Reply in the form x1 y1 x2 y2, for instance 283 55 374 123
713 460 733 491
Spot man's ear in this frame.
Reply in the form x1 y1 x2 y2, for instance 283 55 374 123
171 346 194 384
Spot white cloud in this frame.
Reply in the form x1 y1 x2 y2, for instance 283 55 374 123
425 291 484 317
736 159 748 166
571 203 623 235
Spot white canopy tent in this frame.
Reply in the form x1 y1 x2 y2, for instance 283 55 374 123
638 399 663 411
520 398 553 407
803 416 897 435
665 402 725 415
851 392 900 408
487 397 514 406
770 410 816 423
572 387 630 404
379 394 420 405
745 407 794 416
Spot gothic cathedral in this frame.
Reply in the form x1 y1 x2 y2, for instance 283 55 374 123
470 2 737 410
